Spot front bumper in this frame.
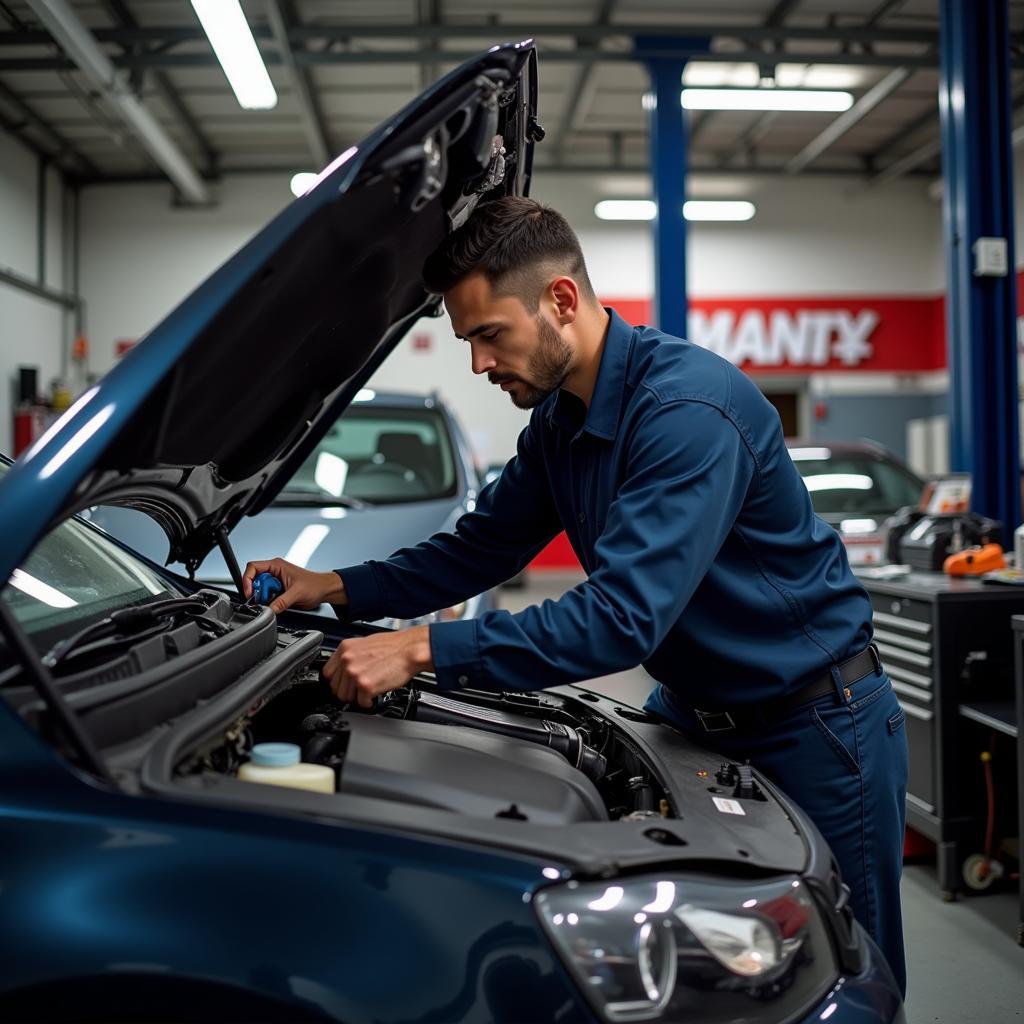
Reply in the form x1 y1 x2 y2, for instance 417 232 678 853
800 927 904 1024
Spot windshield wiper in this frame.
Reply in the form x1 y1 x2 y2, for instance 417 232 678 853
41 597 208 671
272 492 370 509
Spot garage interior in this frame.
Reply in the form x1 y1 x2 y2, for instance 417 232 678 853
2 1 1024 1021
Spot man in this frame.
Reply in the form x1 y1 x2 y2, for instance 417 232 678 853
243 196 908 995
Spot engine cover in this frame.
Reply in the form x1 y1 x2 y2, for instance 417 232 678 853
337 714 608 824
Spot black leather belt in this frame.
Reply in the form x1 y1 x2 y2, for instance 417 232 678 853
691 643 883 733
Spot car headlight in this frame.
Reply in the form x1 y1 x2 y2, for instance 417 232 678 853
535 874 837 1023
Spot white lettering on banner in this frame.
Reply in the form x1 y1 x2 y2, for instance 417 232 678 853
687 309 879 367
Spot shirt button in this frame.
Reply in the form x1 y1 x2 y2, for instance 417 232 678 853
577 512 586 524
458 674 469 686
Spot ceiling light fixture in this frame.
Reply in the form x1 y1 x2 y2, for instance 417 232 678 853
191 0 277 110
681 88 853 112
594 200 756 222
684 200 755 221
595 199 657 221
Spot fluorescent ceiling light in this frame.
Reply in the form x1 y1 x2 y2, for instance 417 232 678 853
684 201 755 221
595 199 656 221
682 62 866 91
290 172 318 197
681 88 853 112
191 0 277 110
595 200 756 222
684 62 760 88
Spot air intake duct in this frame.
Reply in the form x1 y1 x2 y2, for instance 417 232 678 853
410 691 607 782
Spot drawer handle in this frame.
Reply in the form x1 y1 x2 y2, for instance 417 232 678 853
875 641 932 669
872 610 931 635
872 627 932 654
899 700 933 722
885 663 933 689
891 679 933 704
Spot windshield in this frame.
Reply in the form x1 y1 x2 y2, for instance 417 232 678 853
790 449 924 517
0 464 179 660
278 404 459 505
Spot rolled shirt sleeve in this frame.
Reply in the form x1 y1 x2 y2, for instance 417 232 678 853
428 399 758 691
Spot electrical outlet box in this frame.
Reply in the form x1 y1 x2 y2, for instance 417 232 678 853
972 236 1008 277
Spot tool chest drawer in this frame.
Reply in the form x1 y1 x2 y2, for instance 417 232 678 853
859 571 1024 898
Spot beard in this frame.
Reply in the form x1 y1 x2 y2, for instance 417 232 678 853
497 314 574 409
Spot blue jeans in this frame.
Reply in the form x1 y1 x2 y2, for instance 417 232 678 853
645 669 909 998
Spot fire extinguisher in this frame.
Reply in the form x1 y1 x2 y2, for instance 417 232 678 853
13 366 48 457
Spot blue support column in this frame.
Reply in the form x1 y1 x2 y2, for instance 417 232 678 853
939 0 1021 533
636 37 708 339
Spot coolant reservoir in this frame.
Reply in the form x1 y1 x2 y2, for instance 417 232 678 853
237 742 335 793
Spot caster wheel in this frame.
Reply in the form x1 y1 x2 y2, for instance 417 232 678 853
941 889 957 902
962 853 1002 891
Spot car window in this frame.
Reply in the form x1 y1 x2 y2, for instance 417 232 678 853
280 405 458 504
791 451 924 516
0 466 179 660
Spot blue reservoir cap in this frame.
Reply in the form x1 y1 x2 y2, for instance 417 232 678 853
250 742 301 767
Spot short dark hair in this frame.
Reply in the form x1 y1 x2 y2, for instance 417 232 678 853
422 196 595 310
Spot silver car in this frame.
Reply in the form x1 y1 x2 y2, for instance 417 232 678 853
787 439 925 566
89 388 495 625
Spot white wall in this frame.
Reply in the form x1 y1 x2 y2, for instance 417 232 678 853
0 131 69 456
533 173 945 297
78 175 293 375
75 170 944 466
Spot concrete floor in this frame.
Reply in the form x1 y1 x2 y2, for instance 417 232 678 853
497 571 1024 1023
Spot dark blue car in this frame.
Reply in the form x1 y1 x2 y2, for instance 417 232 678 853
0 42 904 1023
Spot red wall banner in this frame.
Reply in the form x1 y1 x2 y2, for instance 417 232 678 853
609 295 947 374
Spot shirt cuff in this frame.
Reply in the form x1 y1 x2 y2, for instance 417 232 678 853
333 562 387 623
428 618 483 691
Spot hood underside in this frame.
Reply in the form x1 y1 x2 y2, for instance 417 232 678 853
0 42 538 586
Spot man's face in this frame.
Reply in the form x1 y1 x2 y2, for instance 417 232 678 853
444 271 575 409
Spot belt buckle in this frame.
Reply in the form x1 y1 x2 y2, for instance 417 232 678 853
694 709 736 733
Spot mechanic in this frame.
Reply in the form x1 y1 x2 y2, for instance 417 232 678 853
243 196 909 996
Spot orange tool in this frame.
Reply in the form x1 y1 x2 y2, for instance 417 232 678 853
943 544 1007 576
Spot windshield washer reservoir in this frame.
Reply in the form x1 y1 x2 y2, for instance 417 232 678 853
238 742 335 793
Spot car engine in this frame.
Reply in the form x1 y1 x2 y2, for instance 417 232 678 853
185 653 673 827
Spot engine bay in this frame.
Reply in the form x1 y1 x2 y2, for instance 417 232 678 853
181 651 675 827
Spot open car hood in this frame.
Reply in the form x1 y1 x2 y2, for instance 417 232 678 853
0 42 538 583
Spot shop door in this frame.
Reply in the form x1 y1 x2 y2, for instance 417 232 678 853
763 391 800 437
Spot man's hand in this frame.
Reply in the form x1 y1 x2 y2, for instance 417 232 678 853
323 625 434 708
241 558 347 615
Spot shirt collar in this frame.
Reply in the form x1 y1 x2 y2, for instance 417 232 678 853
547 307 634 441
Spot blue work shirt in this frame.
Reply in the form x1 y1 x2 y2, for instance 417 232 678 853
336 308 872 708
